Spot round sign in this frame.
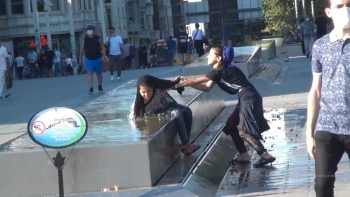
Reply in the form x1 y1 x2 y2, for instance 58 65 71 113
27 107 88 149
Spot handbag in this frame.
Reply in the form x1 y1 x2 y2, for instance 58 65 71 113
5 70 12 89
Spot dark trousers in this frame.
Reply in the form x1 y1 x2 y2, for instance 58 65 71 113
314 131 350 197
157 103 193 145
17 67 23 80
224 106 266 156
301 39 306 54
194 40 204 57
109 54 122 77
125 56 131 69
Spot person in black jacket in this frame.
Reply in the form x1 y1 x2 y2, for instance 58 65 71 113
177 46 276 167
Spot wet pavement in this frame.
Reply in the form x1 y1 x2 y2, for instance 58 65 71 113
215 46 350 196
216 104 350 197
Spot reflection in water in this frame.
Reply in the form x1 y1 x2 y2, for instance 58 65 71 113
1 80 201 152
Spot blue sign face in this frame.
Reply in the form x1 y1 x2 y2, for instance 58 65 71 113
27 107 88 149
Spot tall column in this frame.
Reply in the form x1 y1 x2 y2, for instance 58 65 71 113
294 0 299 26
90 0 94 11
111 0 118 33
45 0 52 49
23 0 30 15
302 0 306 17
5 0 11 17
31 0 41 52
99 0 107 42
60 0 65 13
67 0 77 75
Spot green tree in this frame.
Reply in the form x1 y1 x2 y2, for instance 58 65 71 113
262 0 295 35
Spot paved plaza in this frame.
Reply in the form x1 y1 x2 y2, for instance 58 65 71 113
1 45 349 196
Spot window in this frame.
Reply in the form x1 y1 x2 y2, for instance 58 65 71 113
11 0 23 14
140 12 146 29
0 0 6 16
51 0 59 11
30 0 60 12
127 2 134 21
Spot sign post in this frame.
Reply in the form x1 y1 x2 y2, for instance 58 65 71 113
27 107 88 197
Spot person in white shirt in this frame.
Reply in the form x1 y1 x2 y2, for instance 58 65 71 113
191 23 205 57
65 55 73 76
0 39 11 99
53 49 62 77
14 53 25 80
27 49 38 79
124 39 131 70
104 27 125 81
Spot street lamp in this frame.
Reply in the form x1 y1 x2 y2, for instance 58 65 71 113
44 0 52 49
31 0 41 52
160 5 172 38
146 1 153 40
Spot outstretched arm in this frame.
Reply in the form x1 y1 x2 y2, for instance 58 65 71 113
177 76 211 87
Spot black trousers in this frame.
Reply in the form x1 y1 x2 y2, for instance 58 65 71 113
224 106 266 156
17 67 23 80
314 131 350 197
194 40 204 57
301 39 306 54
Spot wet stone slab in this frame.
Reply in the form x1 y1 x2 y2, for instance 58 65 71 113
216 105 350 197
1 78 202 152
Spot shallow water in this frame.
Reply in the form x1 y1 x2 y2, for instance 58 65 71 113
1 80 201 152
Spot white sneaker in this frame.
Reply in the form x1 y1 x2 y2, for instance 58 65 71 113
111 76 114 81
118 76 121 80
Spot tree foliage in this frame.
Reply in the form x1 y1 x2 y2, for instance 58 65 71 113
262 0 295 35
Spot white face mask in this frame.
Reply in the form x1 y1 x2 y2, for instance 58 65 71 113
87 30 93 35
332 7 350 29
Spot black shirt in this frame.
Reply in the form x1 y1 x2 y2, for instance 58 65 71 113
45 50 55 64
84 35 102 60
178 32 188 46
315 16 328 38
206 66 252 89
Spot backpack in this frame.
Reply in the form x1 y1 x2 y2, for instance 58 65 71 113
178 34 188 47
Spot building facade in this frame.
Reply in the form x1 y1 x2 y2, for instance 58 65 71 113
183 0 264 45
0 0 103 59
105 0 128 39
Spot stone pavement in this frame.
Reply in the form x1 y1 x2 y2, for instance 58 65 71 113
0 66 183 146
216 45 349 197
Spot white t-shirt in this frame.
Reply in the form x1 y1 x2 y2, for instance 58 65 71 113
106 35 123 55
0 46 9 71
192 29 205 40
27 52 37 63
124 43 131 57
15 56 25 67
65 58 73 66
54 51 61 63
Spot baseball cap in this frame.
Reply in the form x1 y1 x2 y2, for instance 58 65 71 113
86 25 95 31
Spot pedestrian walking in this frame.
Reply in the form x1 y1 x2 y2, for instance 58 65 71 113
79 25 107 94
307 1 350 196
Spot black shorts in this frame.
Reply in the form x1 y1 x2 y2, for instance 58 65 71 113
179 45 188 54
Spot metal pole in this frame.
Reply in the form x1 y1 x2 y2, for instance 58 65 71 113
31 0 41 52
67 0 77 75
311 0 315 23
45 0 52 49
166 7 169 37
221 0 225 45
53 151 66 197
295 0 299 26
302 0 306 17
99 0 107 42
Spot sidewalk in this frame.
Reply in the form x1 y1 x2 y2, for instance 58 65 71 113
217 45 349 197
